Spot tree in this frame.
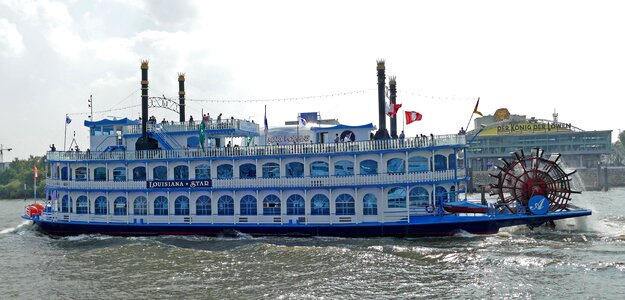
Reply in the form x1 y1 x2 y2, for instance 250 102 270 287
0 156 46 199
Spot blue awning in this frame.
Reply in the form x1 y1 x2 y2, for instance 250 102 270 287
310 123 375 132
84 118 140 127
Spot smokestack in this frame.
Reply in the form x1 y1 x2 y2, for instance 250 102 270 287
178 73 186 123
135 60 159 150
374 59 390 140
389 76 397 138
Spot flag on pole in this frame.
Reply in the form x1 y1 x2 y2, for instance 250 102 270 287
472 97 483 116
298 116 307 127
387 103 402 117
405 111 423 124
34 166 39 180
65 115 72 124
264 106 268 134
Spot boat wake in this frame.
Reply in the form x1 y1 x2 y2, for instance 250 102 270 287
0 220 31 235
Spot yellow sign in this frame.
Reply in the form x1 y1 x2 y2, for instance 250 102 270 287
480 122 572 135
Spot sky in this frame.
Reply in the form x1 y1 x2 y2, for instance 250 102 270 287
1 0 624 161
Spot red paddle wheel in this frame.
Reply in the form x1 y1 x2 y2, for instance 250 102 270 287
489 148 580 214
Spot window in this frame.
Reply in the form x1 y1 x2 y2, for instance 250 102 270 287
449 186 456 202
134 196 147 215
239 163 257 179
94 167 107 181
387 158 405 174
153 166 167 181
61 167 69 181
388 187 406 208
335 194 355 215
113 167 126 181
76 196 89 214
133 166 146 181
175 196 190 215
262 163 280 178
95 196 108 215
263 194 281 215
434 155 447 171
174 166 189 180
286 194 305 215
360 160 378 175
187 136 200 148
409 187 430 209
408 156 429 173
448 154 456 170
114 196 127 215
311 194 330 215
195 164 210 180
196 196 211 215
217 164 233 179
240 195 257 215
154 196 168 215
335 160 354 176
363 193 378 215
435 186 448 203
218 195 234 215
61 195 72 213
75 167 87 181
310 161 329 177
285 162 304 178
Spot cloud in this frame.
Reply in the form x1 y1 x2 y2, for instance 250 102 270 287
0 18 24 56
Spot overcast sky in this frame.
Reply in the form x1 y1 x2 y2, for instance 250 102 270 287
1 0 624 161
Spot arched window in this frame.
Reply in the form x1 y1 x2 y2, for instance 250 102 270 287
61 195 72 213
285 162 304 178
388 187 406 208
94 167 107 181
448 154 456 170
435 186 448 203
217 164 233 179
133 166 146 181
76 196 89 214
94 196 107 215
113 196 127 215
387 158 405 174
134 196 147 215
310 161 329 177
360 160 378 175
363 193 378 215
174 165 189 180
175 196 190 215
153 166 167 181
263 194 281 215
61 166 69 181
409 187 430 209
187 136 200 148
240 195 257 215
335 160 354 176
335 194 355 215
75 167 87 181
434 154 447 171
310 194 329 215
154 196 168 215
262 163 280 178
196 196 211 215
408 156 429 173
239 163 257 179
218 195 234 215
286 194 305 215
113 167 126 181
195 164 210 180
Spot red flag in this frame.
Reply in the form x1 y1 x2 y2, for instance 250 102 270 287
473 97 483 116
34 166 39 180
405 111 422 124
387 103 402 116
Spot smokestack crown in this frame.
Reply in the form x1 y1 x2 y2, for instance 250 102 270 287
178 73 185 81
389 76 396 85
141 60 149 70
376 59 385 70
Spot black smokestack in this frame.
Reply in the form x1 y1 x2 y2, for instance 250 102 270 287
178 73 185 123
389 76 397 138
374 59 390 140
135 60 159 150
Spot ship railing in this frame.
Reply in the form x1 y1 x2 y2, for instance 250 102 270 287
46 134 466 162
123 119 260 135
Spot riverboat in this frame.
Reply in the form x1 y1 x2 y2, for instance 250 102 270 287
23 60 591 236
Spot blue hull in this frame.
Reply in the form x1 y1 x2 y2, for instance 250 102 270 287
27 210 591 237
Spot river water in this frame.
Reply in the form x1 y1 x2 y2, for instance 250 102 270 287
1 189 624 299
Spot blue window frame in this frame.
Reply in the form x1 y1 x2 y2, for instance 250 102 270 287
133 166 146 181
114 196 127 215
435 186 448 203
217 164 233 179
388 187 406 208
286 194 305 215
195 164 210 180
434 155 447 171
113 167 126 181
174 166 189 180
75 167 87 181
448 154 456 170
94 167 107 181
335 194 355 215
239 163 257 179
154 196 169 215
360 160 378 175
196 196 211 215
409 187 430 209
311 194 329 215
134 196 147 215
61 195 72 213
61 166 69 181
285 162 304 178
387 158 405 174
240 195 257 215
95 196 107 215
153 166 167 181
310 161 329 177
263 194 281 215
175 196 190 215
334 160 354 177
218 195 234 215
408 156 429 173
76 196 89 214
262 163 280 178
363 193 377 215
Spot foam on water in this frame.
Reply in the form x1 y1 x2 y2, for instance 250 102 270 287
0 220 30 234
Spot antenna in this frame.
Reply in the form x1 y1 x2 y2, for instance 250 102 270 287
88 95 93 121
0 144 13 164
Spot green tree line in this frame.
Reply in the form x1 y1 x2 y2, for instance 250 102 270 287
0 156 46 199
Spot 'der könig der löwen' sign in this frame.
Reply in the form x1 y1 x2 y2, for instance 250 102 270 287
147 180 212 189
480 122 573 136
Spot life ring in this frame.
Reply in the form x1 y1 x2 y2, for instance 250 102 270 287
426 205 435 213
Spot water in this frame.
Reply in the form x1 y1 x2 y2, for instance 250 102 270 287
2 190 625 299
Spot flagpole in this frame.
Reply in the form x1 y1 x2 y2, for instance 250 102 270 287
33 173 36 201
64 114 68 151
465 97 480 131
264 105 267 146
402 109 405 133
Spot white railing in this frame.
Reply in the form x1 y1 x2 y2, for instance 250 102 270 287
123 119 260 135
46 134 466 162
